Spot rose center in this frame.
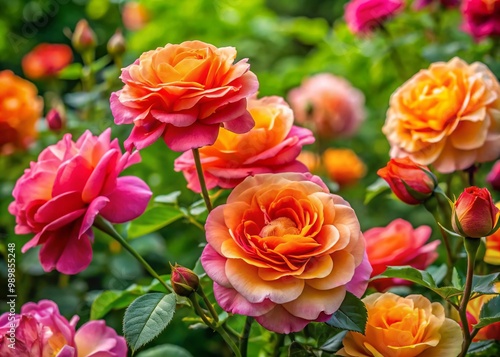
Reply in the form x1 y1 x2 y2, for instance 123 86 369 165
259 217 300 237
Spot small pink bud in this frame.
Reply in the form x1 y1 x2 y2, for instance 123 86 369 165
72 19 97 53
170 263 199 297
46 108 64 131
452 186 500 238
107 29 126 57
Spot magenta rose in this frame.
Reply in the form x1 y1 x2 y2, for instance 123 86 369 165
344 0 405 34
174 95 314 192
0 300 127 357
8 129 152 274
461 0 500 41
487 160 500 191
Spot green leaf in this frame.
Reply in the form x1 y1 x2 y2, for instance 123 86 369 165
432 286 463 300
372 266 437 289
467 340 497 353
127 206 184 239
123 293 177 352
136 344 193 357
427 264 447 286
474 296 500 330
320 330 347 353
452 268 463 289
326 292 367 334
472 273 500 295
154 191 182 205
90 55 111 72
58 63 83 79
90 288 144 320
364 178 390 205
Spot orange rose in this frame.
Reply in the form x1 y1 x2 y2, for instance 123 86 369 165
383 57 500 173
0 70 43 155
297 150 322 173
174 96 314 192
338 292 463 357
485 202 500 264
465 282 500 341
21 43 73 80
122 2 150 31
110 40 259 152
322 148 366 186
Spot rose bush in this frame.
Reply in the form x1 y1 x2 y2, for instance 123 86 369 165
337 292 463 357
8 129 152 274
382 57 500 173
201 173 371 334
110 40 259 152
174 95 314 192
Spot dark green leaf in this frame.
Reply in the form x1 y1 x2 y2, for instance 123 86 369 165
320 330 347 353
123 293 177 352
472 273 500 295
467 340 497 353
428 264 447 286
326 292 367 334
127 206 184 239
474 296 500 330
136 344 193 357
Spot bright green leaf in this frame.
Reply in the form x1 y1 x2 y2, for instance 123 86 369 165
326 292 367 334
127 206 184 239
136 344 193 357
372 266 437 289
364 178 390 205
91 288 145 320
123 293 177 353
58 63 83 80
154 191 182 205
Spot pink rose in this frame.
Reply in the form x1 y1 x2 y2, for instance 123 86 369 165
461 0 500 41
344 0 405 35
174 96 314 192
110 40 259 152
487 160 500 191
288 73 365 138
364 218 440 291
8 129 152 274
201 173 371 334
0 300 127 357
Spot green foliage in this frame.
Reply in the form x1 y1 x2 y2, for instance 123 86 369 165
123 293 177 353
127 205 184 239
326 292 367 334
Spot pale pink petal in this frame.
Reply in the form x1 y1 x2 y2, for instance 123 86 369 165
283 285 346 320
213 283 275 316
163 122 220 152
345 251 372 298
74 320 127 357
201 245 231 287
255 305 310 334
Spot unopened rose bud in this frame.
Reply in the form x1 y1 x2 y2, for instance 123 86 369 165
107 29 126 57
46 108 64 131
170 263 199 297
72 19 97 53
452 186 500 238
377 157 437 205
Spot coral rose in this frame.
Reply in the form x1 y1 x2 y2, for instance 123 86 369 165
0 300 127 357
322 148 366 186
288 73 365 138
337 292 463 357
0 70 43 155
485 203 500 264
461 0 500 41
174 96 314 192
383 57 500 173
377 157 437 205
110 40 259 152
487 160 500 191
8 129 152 274
122 1 150 31
22 43 73 80
344 0 405 35
201 173 371 334
451 186 500 238
465 282 500 341
364 218 440 291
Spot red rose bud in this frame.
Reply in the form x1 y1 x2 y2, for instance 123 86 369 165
170 263 199 296
71 19 97 53
452 186 500 238
107 29 126 57
46 108 64 131
377 157 437 205
487 160 500 191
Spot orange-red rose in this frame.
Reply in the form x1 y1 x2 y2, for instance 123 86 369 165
323 148 366 186
111 40 259 152
0 70 43 155
383 57 500 173
22 43 73 80
338 292 463 356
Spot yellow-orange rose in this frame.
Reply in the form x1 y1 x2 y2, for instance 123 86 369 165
297 150 322 173
323 148 366 186
383 57 500 173
0 70 43 155
485 202 500 264
338 292 463 357
201 173 371 334
465 282 500 341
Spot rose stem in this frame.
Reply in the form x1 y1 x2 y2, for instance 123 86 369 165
192 148 213 212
